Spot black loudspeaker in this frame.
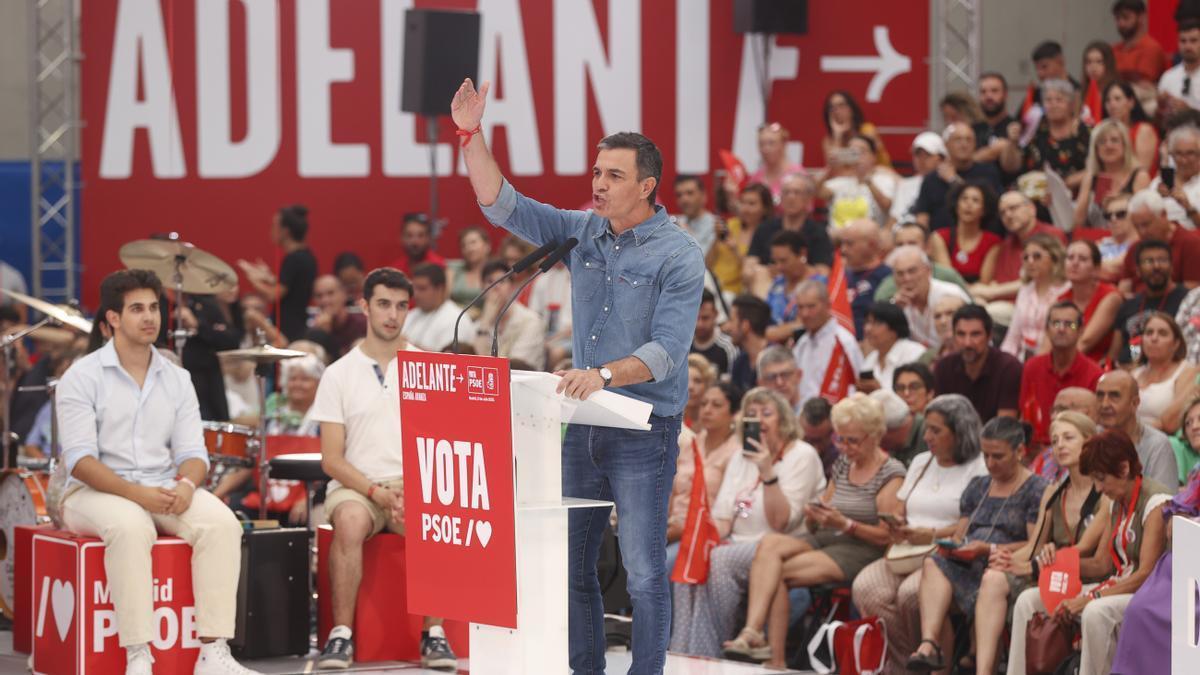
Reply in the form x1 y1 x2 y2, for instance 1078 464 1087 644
401 9 481 116
231 528 310 659
733 0 808 35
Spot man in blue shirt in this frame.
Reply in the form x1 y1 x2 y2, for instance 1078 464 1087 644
454 78 705 674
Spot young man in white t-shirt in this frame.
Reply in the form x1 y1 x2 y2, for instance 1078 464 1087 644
310 268 456 671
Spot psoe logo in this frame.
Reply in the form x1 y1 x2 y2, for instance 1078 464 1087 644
34 576 74 642
467 367 500 396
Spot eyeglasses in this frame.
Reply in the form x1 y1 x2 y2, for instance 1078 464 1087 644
894 382 926 394
1022 251 1045 262
1049 319 1081 330
832 434 867 448
1104 209 1128 221
761 370 797 383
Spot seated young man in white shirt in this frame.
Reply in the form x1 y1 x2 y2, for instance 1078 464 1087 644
56 269 258 675
311 268 457 671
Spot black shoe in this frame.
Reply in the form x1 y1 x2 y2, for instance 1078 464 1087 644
420 633 458 671
317 636 354 670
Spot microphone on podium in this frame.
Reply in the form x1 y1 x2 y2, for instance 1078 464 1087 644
490 238 578 358
451 240 557 353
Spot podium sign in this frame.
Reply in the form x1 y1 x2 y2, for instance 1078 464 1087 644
398 352 517 629
1174 516 1200 674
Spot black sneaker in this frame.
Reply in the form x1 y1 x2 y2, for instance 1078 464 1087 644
317 636 354 670
420 633 458 671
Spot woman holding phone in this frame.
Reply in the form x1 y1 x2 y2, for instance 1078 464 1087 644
670 387 825 659
852 394 988 671
723 394 905 667
907 417 1047 672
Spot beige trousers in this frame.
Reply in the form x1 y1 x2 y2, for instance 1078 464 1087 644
851 557 924 675
1007 585 1131 675
61 486 243 647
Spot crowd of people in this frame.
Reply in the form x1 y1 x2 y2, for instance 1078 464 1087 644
5 0 1200 672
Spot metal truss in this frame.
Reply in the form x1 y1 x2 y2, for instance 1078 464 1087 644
931 0 982 126
29 0 78 303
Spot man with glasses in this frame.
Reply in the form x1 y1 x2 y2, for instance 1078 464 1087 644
1120 189 1200 293
1019 302 1103 445
1150 125 1200 228
672 174 717 253
1112 239 1192 365
971 191 1066 304
1158 18 1200 115
885 245 972 349
756 346 802 413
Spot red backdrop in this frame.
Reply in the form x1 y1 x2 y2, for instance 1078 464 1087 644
80 0 930 306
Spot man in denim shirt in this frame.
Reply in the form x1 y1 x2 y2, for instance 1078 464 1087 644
454 79 705 674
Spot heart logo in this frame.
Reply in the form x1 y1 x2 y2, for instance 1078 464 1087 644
51 579 74 642
475 520 492 549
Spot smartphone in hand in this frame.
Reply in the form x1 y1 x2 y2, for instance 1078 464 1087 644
878 513 904 527
742 418 761 454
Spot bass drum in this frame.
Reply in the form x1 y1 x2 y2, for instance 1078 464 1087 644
0 471 51 619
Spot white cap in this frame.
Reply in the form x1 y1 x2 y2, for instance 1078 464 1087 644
870 388 911 430
910 131 947 157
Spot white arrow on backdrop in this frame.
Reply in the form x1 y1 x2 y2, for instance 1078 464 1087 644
819 26 911 103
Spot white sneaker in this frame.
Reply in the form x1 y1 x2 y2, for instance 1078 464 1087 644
125 645 154 675
193 640 263 675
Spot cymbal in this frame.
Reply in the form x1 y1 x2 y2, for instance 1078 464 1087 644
1 289 94 334
119 239 237 295
217 344 308 363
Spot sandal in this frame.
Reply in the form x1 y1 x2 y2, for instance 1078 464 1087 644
905 639 945 672
722 627 772 662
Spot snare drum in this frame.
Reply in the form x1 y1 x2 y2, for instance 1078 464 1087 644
203 421 258 467
0 471 51 618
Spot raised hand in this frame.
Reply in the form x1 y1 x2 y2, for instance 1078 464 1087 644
451 78 491 131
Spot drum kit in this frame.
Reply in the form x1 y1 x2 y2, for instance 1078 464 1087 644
0 291 91 618
0 235 316 618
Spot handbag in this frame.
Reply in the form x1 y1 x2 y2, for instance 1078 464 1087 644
885 541 937 575
884 457 936 575
808 617 888 675
1025 611 1076 675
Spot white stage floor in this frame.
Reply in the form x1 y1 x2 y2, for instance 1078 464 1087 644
0 631 810 674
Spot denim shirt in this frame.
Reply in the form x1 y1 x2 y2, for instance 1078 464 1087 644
480 180 705 417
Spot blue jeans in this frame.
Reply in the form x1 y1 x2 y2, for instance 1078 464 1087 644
563 416 681 675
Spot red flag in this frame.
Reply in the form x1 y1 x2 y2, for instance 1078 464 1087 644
828 251 854 334
1081 79 1102 126
1022 392 1048 448
719 150 748 191
820 339 856 403
670 439 722 584
1020 83 1038 121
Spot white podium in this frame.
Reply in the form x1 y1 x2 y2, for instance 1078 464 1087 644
468 370 652 675
1173 516 1200 674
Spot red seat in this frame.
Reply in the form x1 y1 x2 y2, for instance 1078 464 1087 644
316 525 470 663
27 528 200 674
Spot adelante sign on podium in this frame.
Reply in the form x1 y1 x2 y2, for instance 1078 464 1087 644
398 351 517 629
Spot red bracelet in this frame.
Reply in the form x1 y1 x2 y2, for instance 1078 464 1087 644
367 484 378 500
456 125 481 147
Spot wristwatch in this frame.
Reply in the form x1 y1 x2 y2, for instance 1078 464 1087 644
597 366 613 387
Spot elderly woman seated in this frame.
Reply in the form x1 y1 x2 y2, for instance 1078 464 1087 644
722 393 905 668
669 387 825 659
